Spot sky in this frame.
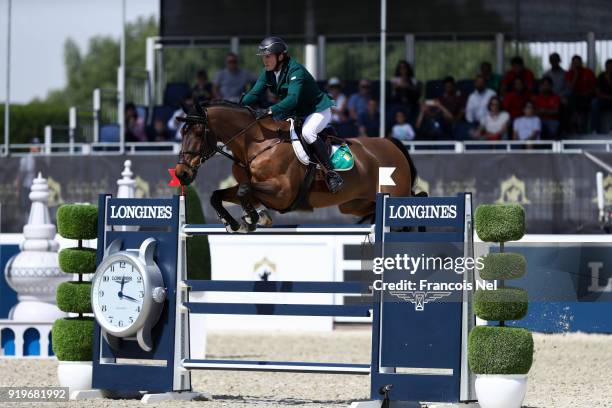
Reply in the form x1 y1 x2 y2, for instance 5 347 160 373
0 0 159 103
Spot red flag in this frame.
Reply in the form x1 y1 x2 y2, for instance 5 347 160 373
168 168 180 187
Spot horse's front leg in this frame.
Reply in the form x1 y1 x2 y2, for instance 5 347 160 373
210 186 243 233
237 183 260 232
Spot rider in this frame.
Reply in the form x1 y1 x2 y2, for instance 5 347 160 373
240 36 344 194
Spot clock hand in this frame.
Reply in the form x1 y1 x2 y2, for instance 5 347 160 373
121 294 139 302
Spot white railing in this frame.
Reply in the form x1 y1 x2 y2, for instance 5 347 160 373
3 139 612 156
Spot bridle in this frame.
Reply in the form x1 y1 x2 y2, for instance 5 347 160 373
177 106 262 175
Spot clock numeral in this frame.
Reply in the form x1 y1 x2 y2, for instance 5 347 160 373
139 291 144 298
129 317 134 323
137 276 142 282
103 276 109 282
101 305 107 312
137 306 141 312
118 321 123 327
119 261 126 268
110 265 114 272
98 290 104 297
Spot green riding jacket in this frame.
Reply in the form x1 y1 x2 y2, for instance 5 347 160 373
241 57 333 120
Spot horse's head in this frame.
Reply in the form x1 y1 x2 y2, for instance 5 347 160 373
174 102 217 185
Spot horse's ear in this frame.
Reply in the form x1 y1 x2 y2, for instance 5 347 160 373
180 102 190 114
195 102 204 116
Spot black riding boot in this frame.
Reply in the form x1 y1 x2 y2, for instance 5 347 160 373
310 137 344 194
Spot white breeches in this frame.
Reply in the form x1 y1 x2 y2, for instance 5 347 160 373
301 108 332 144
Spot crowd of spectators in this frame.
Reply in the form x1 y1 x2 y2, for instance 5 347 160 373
125 51 612 143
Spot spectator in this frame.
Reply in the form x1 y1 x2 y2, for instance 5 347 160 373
501 56 535 95
149 118 172 142
465 74 496 125
327 77 347 123
335 110 359 138
416 99 452 140
592 59 612 133
502 77 531 120
358 99 380 137
390 60 421 117
565 55 596 133
168 96 194 141
480 62 501 93
513 101 541 141
213 53 256 102
391 110 415 141
533 76 561 139
347 79 372 120
543 52 567 97
125 103 147 142
474 96 510 140
438 76 465 123
192 69 213 103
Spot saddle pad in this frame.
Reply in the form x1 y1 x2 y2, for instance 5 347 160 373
288 119 354 171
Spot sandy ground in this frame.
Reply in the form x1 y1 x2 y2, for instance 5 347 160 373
0 330 610 408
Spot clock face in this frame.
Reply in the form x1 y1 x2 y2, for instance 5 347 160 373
95 258 145 331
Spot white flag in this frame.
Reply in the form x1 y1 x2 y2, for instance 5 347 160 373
379 167 396 186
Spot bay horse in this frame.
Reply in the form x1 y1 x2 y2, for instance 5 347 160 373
174 101 418 232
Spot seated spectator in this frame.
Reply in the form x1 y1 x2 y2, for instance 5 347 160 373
168 96 194 141
465 74 496 125
533 76 561 139
474 96 510 140
480 61 501 93
592 59 612 133
544 52 567 97
213 53 256 103
192 69 213 103
513 101 541 141
503 77 531 121
416 99 452 140
358 99 380 137
348 79 372 120
391 111 415 141
391 60 421 118
149 118 172 142
501 56 535 95
565 55 596 133
438 76 466 123
125 103 147 142
328 77 347 123
335 110 359 138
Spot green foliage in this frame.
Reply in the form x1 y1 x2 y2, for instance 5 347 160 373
59 247 97 275
57 204 98 240
475 204 525 243
468 326 533 375
46 16 158 107
56 282 92 314
51 317 95 361
474 288 528 321
0 102 69 144
480 252 526 281
180 186 211 280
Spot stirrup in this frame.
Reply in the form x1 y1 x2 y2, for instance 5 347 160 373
325 170 344 194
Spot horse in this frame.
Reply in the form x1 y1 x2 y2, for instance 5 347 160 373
174 101 419 232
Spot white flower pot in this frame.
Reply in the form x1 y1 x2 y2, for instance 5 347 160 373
57 361 92 395
475 374 528 408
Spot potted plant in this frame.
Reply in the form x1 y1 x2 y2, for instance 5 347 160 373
470 204 534 408
52 204 98 395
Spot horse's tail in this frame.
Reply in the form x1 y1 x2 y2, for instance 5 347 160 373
386 136 424 197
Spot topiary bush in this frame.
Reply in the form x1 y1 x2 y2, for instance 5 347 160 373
470 203 533 376
52 204 98 362
180 185 211 280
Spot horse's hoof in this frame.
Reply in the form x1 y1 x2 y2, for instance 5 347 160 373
257 209 273 227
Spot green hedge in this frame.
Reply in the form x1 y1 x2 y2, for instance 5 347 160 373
0 102 69 144
57 204 98 240
59 247 97 274
182 186 211 280
56 282 92 314
474 287 529 321
51 317 95 361
475 204 525 243
480 252 526 281
468 326 533 374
